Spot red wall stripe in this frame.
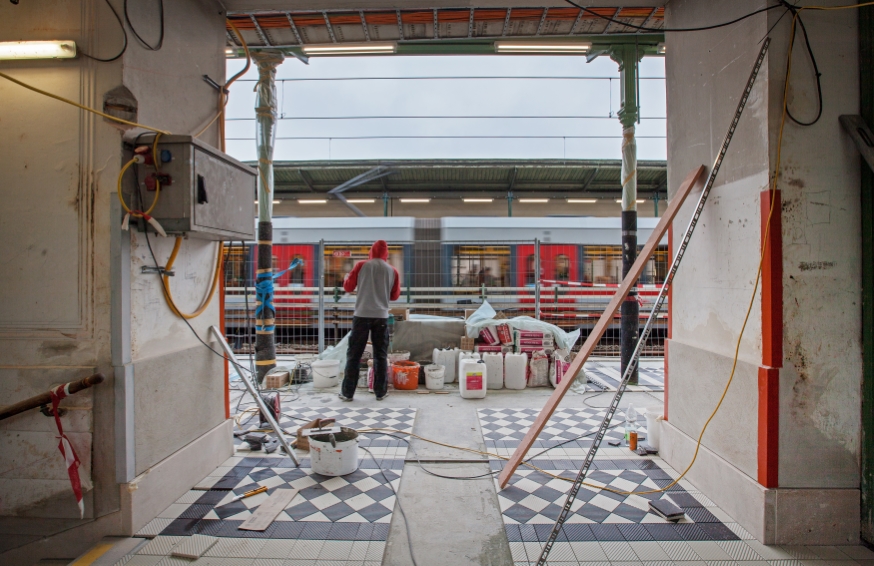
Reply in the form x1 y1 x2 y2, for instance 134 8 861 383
665 225 672 421
761 190 783 367
758 189 782 488
757 366 780 487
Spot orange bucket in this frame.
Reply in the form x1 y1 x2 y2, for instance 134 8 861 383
392 361 420 390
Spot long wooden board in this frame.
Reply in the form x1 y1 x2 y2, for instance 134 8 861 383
238 488 299 531
497 165 706 488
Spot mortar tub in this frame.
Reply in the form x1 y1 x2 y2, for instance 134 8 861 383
309 426 359 476
311 359 340 388
425 364 445 390
392 360 420 390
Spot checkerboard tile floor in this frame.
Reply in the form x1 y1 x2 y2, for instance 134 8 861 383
132 406 415 566
479 407 747 548
584 360 665 392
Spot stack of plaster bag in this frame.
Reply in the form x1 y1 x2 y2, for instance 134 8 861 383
469 325 572 389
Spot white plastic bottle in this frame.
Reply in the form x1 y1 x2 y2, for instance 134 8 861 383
482 352 504 389
459 359 487 399
457 352 480 381
504 352 527 390
624 404 638 445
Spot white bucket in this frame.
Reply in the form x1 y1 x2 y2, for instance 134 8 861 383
645 411 662 450
311 359 340 388
309 427 359 476
425 364 445 390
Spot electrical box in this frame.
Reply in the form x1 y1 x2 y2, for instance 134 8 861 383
125 135 256 241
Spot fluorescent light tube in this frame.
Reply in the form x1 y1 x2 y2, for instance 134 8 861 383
519 198 549 203
657 43 666 55
400 198 430 203
346 199 376 203
568 199 597 203
302 42 396 56
0 40 77 60
495 41 591 54
615 199 645 203
254 200 281 204
463 198 494 203
298 199 327 204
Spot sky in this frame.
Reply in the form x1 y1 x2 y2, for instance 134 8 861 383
223 54 666 163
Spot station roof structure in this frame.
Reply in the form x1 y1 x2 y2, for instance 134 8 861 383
266 158 667 200
224 6 665 52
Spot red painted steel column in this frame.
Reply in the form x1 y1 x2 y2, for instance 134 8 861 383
758 189 782 488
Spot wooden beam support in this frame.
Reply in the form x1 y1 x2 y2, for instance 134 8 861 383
497 165 706 488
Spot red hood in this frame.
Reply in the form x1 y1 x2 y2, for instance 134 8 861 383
369 240 388 260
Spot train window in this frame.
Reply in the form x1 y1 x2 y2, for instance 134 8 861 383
451 246 509 287
290 254 304 286
555 254 570 281
525 254 536 285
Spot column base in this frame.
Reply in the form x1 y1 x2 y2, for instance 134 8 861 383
660 421 860 545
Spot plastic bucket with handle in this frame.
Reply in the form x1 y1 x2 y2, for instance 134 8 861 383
392 360 420 390
425 364 445 390
312 359 340 388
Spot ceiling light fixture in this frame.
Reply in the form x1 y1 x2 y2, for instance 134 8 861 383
0 40 77 60
400 198 430 203
346 199 376 204
495 41 591 54
615 199 645 203
519 198 549 203
254 200 281 204
567 199 597 204
463 198 494 203
302 42 396 56
657 43 666 55
298 199 327 204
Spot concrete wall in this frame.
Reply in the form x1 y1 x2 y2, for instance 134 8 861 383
0 0 233 561
664 0 861 544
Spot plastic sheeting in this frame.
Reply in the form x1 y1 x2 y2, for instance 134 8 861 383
463 301 581 352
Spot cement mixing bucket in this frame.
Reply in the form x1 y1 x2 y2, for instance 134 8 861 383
309 426 359 476
312 360 340 388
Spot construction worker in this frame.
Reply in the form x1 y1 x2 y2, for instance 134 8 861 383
339 240 401 401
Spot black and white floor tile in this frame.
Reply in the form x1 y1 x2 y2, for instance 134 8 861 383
478 408 740 544
584 360 665 392
137 406 416 544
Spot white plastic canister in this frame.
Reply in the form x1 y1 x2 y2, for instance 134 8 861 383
425 364 445 390
433 348 460 384
309 427 359 476
311 359 340 388
457 352 480 381
504 352 527 390
482 352 504 389
645 410 662 450
459 359 487 399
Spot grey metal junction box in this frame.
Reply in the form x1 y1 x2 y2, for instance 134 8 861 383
125 135 256 241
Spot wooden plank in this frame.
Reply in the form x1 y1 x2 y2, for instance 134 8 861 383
497 165 706 488
238 488 299 531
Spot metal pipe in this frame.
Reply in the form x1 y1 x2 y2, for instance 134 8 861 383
209 326 299 467
318 239 325 353
0 373 104 421
534 238 541 320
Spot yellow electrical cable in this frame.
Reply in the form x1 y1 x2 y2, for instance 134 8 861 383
157 237 225 319
116 156 161 217
0 71 171 135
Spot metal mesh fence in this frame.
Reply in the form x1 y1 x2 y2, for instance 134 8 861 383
223 239 669 357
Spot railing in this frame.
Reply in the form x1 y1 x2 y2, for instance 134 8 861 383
0 373 105 421
223 239 668 357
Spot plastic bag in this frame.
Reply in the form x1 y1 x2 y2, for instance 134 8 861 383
527 350 550 387
464 301 581 352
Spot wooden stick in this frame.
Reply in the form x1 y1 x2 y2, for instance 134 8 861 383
497 165 706 488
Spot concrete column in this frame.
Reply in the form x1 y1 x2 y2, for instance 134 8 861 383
663 0 861 545
611 44 642 385
253 51 284 384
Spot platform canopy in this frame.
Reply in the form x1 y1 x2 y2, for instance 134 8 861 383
263 158 666 201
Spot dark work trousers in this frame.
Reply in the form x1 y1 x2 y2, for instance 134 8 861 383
342 316 389 399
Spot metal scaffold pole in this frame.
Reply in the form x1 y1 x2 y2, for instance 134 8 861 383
253 50 284 384
318 239 325 353
534 238 541 320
